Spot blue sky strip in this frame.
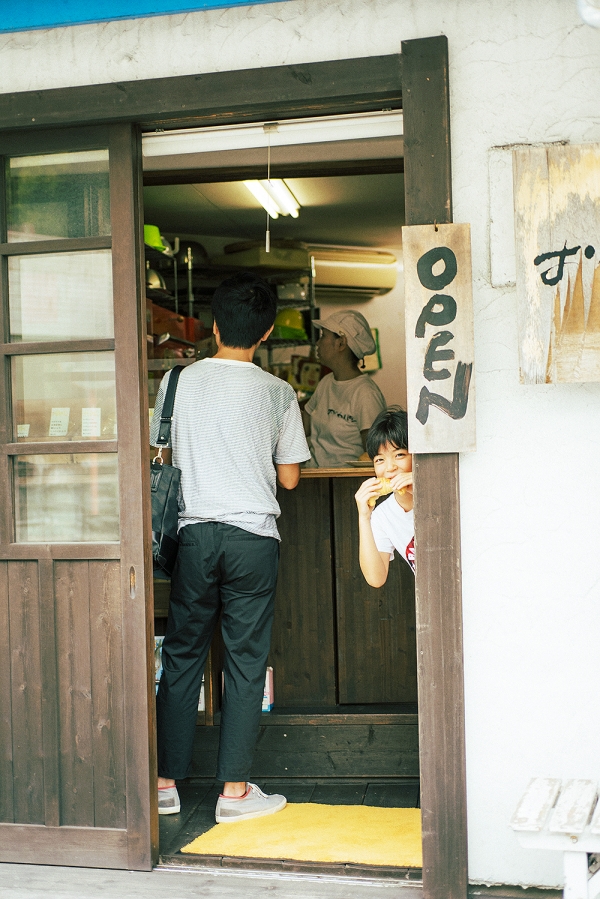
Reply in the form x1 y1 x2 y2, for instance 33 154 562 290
0 0 288 33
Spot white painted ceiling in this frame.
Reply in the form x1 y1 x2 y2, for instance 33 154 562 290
143 172 404 249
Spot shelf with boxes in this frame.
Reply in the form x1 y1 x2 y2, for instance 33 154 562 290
144 231 320 381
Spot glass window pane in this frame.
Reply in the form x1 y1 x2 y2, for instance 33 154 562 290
12 352 117 443
14 453 119 543
7 149 110 242
9 250 114 342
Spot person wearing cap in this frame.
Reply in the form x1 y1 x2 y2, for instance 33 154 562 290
305 310 387 467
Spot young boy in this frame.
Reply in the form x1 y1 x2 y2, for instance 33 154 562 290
354 407 414 587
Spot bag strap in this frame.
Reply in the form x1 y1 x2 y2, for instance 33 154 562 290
155 365 184 447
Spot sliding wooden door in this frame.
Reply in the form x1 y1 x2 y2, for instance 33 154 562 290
0 124 156 869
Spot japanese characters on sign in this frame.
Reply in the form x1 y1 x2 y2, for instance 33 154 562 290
514 144 600 384
403 223 476 453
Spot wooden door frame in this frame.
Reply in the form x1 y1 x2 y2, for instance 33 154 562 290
402 37 468 899
0 37 467 896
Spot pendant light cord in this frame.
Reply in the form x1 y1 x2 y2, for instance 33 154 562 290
266 130 271 252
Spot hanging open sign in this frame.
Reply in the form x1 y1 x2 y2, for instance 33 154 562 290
403 223 476 453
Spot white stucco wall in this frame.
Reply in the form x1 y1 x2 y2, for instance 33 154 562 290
4 0 600 888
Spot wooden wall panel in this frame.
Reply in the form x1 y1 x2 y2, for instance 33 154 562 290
0 823 128 868
89 561 126 829
270 479 336 707
333 479 417 705
54 560 125 829
0 561 13 822
38 558 60 828
191 722 420 779
8 561 44 824
54 561 95 827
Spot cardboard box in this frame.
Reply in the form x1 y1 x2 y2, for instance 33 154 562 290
155 636 204 709
221 666 274 712
262 667 274 712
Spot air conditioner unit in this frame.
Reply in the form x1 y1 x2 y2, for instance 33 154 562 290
310 248 397 302
209 242 398 303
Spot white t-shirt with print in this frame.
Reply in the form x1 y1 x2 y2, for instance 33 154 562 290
305 372 386 467
370 494 415 573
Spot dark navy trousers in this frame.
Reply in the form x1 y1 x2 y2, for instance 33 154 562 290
156 521 279 782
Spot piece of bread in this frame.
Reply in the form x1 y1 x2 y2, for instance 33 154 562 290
367 477 395 508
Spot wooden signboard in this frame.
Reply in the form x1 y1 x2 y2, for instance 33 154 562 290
514 143 600 384
403 223 475 453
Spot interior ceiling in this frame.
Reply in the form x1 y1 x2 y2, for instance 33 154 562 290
143 172 405 248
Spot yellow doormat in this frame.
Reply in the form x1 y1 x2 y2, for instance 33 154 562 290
181 803 422 868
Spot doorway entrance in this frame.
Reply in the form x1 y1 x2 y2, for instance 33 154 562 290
141 125 419 868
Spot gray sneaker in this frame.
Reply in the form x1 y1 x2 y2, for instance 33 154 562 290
215 783 286 823
158 785 180 815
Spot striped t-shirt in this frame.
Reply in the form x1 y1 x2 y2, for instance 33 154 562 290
150 358 311 540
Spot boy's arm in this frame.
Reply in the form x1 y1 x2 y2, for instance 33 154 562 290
357 514 390 587
355 478 391 588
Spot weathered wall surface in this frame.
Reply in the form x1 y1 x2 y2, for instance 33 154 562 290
3 0 600 887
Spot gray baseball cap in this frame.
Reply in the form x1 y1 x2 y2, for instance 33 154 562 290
313 310 376 359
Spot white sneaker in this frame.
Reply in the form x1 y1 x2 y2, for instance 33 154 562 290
158 785 180 815
215 783 286 823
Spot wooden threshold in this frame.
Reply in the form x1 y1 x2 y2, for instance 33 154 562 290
160 852 424 881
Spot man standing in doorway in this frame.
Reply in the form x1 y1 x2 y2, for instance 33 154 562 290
150 272 310 822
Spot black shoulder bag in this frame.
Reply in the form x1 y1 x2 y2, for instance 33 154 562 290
151 364 184 578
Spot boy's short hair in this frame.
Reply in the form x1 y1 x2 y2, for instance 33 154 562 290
366 406 409 458
212 271 277 348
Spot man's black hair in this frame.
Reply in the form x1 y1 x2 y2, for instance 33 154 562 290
366 406 409 459
212 271 277 348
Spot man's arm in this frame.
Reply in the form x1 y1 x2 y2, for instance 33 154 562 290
276 462 301 490
273 393 311 485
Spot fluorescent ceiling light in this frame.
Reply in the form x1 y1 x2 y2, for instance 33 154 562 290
243 181 281 219
142 110 402 157
244 179 300 218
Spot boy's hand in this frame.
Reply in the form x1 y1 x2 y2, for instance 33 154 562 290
355 473 414 517
355 477 382 518
388 471 413 496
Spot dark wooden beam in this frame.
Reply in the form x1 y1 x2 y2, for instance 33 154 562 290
403 36 452 228
402 34 468 899
144 157 404 187
0 56 402 133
